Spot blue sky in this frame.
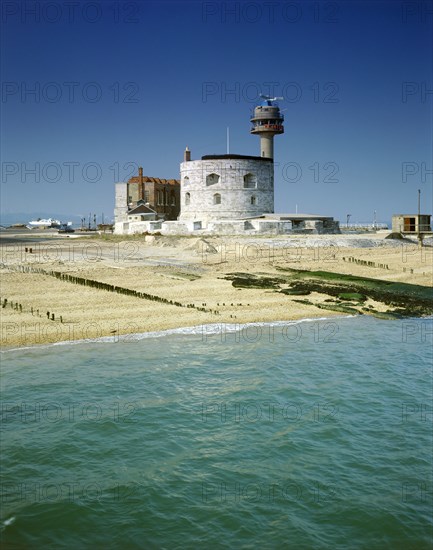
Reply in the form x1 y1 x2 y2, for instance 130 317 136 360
1 0 432 224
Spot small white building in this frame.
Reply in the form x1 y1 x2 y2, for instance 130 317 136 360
127 202 157 222
392 214 432 234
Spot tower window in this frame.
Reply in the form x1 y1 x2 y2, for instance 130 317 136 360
185 192 191 206
243 173 256 188
213 193 221 205
183 176 189 185
206 173 220 186
251 196 257 205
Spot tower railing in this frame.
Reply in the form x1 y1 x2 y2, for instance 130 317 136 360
250 124 284 132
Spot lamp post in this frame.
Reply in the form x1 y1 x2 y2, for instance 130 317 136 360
346 214 351 228
418 188 422 246
418 189 421 227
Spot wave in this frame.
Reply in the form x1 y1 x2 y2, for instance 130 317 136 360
1 316 355 353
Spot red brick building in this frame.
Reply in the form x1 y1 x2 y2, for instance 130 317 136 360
127 167 180 220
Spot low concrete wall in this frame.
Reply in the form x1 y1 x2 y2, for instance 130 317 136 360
206 220 256 235
115 217 339 236
162 221 202 234
251 219 292 234
291 219 340 234
114 220 162 235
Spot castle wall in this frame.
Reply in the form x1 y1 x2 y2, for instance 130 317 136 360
114 182 128 223
179 158 274 222
113 217 340 236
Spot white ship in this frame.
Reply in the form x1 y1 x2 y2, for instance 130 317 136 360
28 218 61 228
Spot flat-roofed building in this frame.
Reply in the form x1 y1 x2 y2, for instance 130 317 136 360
392 214 432 233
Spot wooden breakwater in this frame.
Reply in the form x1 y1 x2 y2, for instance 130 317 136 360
0 263 219 316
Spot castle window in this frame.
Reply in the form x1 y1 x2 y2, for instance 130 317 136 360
206 173 220 186
185 192 191 206
213 193 221 205
251 196 257 205
243 173 256 188
183 176 189 185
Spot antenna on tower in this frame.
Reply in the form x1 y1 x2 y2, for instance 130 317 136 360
259 94 284 103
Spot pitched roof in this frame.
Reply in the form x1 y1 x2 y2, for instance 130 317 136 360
128 204 157 215
128 176 179 185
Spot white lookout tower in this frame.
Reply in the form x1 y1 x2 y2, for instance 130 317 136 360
250 95 284 159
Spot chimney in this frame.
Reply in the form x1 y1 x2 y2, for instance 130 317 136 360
138 166 144 201
184 146 191 162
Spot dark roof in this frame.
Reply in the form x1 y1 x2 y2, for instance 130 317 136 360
128 204 156 215
392 214 431 217
201 154 273 162
265 213 335 220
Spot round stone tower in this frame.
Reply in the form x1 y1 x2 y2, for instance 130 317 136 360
250 96 284 159
179 153 274 223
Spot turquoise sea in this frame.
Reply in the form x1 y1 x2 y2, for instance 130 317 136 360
1 316 432 549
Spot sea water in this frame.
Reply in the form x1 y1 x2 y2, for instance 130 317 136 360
1 316 432 549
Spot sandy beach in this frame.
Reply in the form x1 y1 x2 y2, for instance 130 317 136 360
1 230 432 348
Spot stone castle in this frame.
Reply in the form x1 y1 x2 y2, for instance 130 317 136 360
114 98 340 235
